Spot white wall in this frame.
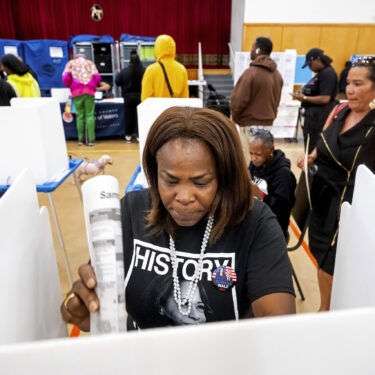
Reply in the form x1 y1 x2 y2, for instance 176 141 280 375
230 0 245 54
244 0 375 23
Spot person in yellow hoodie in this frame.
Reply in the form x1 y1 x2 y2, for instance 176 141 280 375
141 35 188 101
1 54 40 98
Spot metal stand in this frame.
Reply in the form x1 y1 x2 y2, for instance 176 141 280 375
48 193 73 286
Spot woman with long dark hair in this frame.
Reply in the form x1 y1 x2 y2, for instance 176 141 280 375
1 54 40 98
115 50 145 143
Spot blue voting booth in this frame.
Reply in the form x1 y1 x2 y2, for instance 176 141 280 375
69 34 114 50
0 39 25 60
22 40 69 90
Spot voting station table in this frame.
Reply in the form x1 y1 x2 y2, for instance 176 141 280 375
60 100 125 140
0 158 83 285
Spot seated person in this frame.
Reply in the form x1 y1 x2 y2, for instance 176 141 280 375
249 128 296 240
61 107 295 332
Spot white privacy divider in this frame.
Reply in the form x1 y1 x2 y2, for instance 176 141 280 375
331 165 375 310
0 98 69 185
1 307 375 374
0 169 67 345
137 98 202 181
51 88 71 103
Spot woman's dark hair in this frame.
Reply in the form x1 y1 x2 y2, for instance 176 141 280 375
129 49 144 79
143 106 253 242
254 37 273 55
249 127 274 149
1 54 29 76
352 56 375 87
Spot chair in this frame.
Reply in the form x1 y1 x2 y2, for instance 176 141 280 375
287 170 314 301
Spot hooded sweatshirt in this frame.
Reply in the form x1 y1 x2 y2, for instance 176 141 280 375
231 55 283 126
249 149 296 232
7 72 40 98
62 56 101 98
141 35 189 101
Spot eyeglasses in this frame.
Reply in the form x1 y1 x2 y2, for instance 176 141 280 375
352 56 375 67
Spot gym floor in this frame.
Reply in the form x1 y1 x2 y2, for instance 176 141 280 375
37 138 320 334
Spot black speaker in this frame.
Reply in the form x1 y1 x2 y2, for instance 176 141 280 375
93 43 111 55
94 55 112 73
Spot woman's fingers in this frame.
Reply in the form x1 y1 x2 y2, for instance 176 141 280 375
60 264 99 327
72 278 99 313
78 264 97 289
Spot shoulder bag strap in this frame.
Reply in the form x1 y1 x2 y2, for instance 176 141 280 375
158 61 174 97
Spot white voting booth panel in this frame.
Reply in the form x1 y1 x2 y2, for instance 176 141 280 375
0 98 69 185
51 88 71 103
1 307 375 374
137 98 202 182
331 165 375 310
0 169 67 345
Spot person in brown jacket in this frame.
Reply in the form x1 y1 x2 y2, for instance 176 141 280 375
231 37 283 165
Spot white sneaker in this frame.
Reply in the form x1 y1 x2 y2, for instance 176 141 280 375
125 135 132 144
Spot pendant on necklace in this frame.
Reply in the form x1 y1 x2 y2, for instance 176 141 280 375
211 265 237 292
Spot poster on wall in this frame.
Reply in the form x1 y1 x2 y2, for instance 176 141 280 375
233 51 251 85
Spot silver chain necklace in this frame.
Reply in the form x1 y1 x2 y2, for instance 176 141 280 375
169 216 214 316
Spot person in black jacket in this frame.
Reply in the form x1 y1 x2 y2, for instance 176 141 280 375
115 50 145 143
249 128 296 240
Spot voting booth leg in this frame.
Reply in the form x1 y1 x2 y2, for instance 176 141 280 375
48 193 73 286
292 264 305 301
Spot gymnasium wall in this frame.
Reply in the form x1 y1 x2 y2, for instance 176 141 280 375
242 23 375 73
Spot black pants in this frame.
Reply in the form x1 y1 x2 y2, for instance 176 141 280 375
123 93 141 137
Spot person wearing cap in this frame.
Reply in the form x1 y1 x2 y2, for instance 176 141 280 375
293 48 338 152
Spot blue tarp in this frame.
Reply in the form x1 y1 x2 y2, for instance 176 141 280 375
0 39 25 60
120 33 156 42
69 34 114 49
23 40 69 90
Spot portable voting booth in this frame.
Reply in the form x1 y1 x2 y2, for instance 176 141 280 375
331 165 375 310
0 39 25 60
22 39 69 90
0 169 67 345
0 98 69 185
1 307 375 374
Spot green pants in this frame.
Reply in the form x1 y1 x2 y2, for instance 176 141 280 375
73 94 95 141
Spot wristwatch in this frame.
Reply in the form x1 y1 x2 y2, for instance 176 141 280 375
303 95 307 102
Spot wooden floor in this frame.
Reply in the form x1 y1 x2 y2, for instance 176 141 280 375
37 137 320 330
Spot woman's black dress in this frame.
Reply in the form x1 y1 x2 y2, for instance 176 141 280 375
309 106 375 274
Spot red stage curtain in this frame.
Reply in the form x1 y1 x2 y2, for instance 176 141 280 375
1 0 231 66
0 0 16 39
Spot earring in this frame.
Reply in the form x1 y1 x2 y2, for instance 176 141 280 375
256 48 260 55
369 99 375 110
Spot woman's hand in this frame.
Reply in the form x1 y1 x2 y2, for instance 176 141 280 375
297 148 317 169
292 91 304 101
60 264 99 331
251 183 264 200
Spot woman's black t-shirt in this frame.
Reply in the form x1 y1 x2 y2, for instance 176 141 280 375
121 189 295 330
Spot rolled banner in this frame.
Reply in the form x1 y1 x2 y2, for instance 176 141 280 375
81 175 126 334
